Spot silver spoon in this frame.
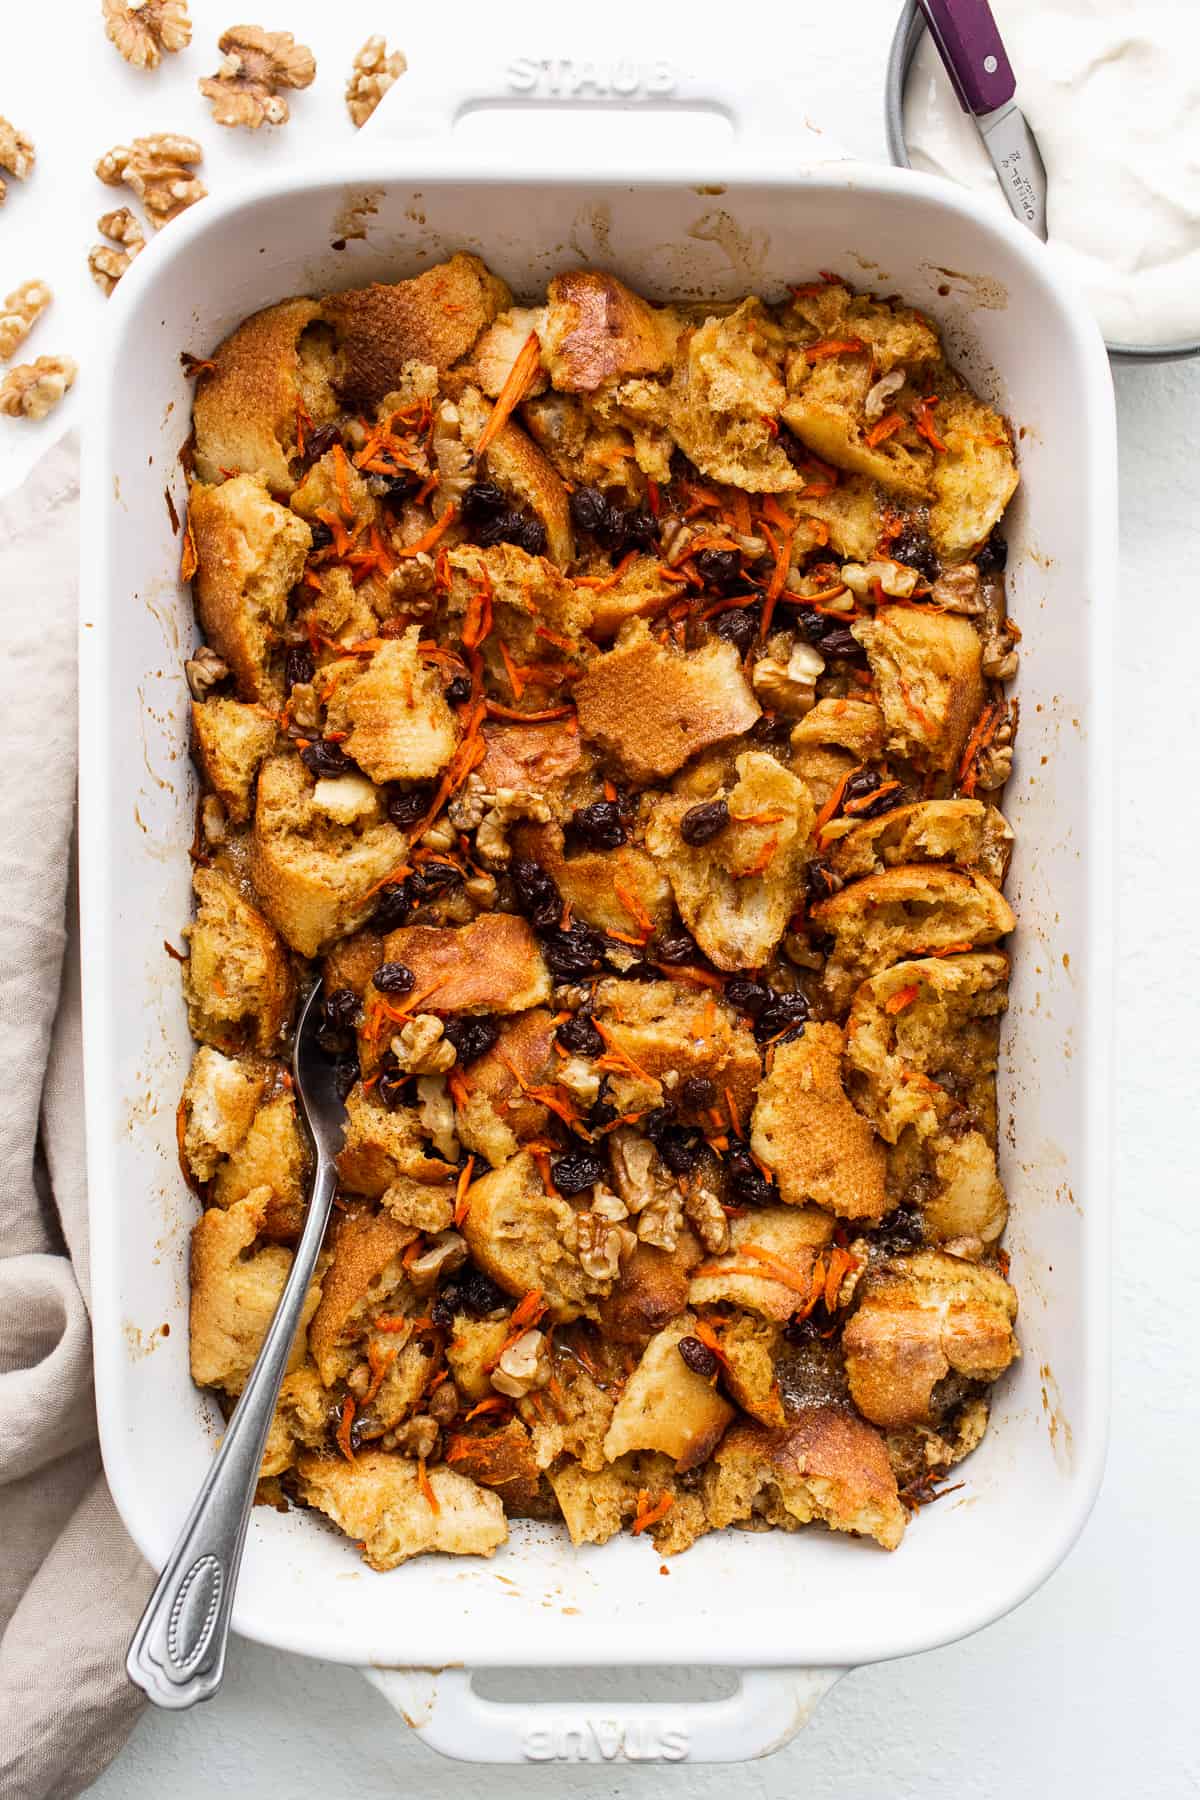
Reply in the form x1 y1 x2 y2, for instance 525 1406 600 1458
127 981 345 1708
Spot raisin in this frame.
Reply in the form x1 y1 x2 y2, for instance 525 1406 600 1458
977 528 1008 576
694 548 742 592
653 932 700 965
588 1091 618 1128
326 1399 366 1455
878 1205 924 1252
568 485 611 536
300 738 353 779
794 608 862 659
373 960 415 995
541 921 607 978
725 1142 774 1205
372 883 413 931
713 605 761 654
680 1074 717 1111
304 423 341 465
285 644 314 690
552 1151 606 1195
804 859 843 906
324 987 360 1031
444 674 472 707
431 1287 457 1329
783 1314 822 1346
570 799 628 850
511 858 562 930
408 861 463 898
377 1061 409 1110
679 798 730 847
308 521 334 551
842 769 883 805
387 785 434 828
569 485 658 554
462 481 508 520
678 1335 719 1379
753 990 810 1044
818 628 863 660
655 1126 704 1176
857 785 912 821
463 483 548 555
726 978 769 1018
368 468 421 504
332 1055 360 1101
556 1011 604 1057
890 525 940 583
442 1015 500 1065
458 1262 507 1318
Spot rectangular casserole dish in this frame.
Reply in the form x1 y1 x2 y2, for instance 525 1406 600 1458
80 59 1115 1762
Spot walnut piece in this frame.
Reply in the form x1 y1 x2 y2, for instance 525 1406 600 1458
199 26 316 130
345 35 406 128
96 135 206 228
491 1329 548 1399
0 117 34 206
102 0 192 68
88 210 147 297
0 281 52 364
0 356 77 422
184 645 230 701
390 1014 457 1076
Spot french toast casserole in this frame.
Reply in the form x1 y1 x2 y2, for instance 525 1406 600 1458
177 256 1022 1568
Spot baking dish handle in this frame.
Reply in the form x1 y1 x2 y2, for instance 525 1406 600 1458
363 1665 844 1763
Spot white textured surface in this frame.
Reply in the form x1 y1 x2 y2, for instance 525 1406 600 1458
3 0 1193 1791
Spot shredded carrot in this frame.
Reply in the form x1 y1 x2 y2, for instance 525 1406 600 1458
958 700 1004 795
573 551 637 592
179 517 197 583
733 833 779 880
363 1341 397 1406
724 1086 742 1138
884 983 920 1015
691 1317 730 1364
484 700 575 722
397 503 459 559
417 1457 440 1514
454 1154 475 1228
843 778 902 818
474 333 542 458
912 395 948 453
631 1490 675 1535
612 877 654 937
813 766 859 841
373 1312 411 1333
651 962 726 991
335 1396 356 1462
865 411 905 449
803 337 867 360
497 637 526 700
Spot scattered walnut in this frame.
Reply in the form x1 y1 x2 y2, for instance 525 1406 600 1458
447 775 487 833
432 400 473 514
463 870 498 911
102 0 192 68
391 1014 457 1076
96 135 206 228
418 818 458 853
931 563 984 615
345 35 406 128
682 1176 730 1256
751 637 824 718
609 1128 683 1253
0 117 34 206
556 1055 601 1105
286 679 321 733
390 1415 440 1460
0 281 52 363
841 559 920 600
88 210 147 297
475 788 553 870
863 368 906 422
407 1230 468 1291
0 356 77 422
184 645 230 700
201 795 229 845
590 1187 629 1223
974 707 1017 791
199 25 316 130
491 1328 548 1399
416 1074 459 1161
427 1379 460 1426
575 1212 633 1282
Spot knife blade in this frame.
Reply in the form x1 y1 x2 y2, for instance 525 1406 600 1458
916 0 1049 240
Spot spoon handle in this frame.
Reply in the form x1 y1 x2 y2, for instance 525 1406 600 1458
126 1154 337 1709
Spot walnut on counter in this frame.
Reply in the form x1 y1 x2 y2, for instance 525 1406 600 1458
345 36 406 129
0 117 34 206
0 282 52 364
102 0 192 68
199 25 316 129
0 356 77 422
88 210 147 297
96 135 206 227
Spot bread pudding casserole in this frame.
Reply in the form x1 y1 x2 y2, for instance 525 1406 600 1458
177 255 1022 1568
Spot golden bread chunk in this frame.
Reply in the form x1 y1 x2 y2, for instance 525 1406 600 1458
323 629 458 785
549 1453 710 1555
669 301 799 492
379 1176 454 1234
444 1420 547 1517
183 866 295 1055
297 1450 506 1571
596 1227 702 1348
717 1312 786 1428
212 1091 310 1242
540 270 680 392
602 1313 734 1471
828 798 1013 887
750 1023 886 1221
260 1362 332 1478
469 306 550 398
459 1151 613 1322
525 830 672 942
811 865 1015 1013
192 297 337 495
884 1392 990 1490
446 1318 512 1404
789 696 889 813
581 552 681 641
456 384 574 568
521 389 643 497
288 442 376 531
843 1249 1018 1429
688 1205 834 1322
575 620 760 785
442 543 592 704
592 978 761 1126
322 928 384 999
382 913 550 1015
852 605 984 773
187 475 312 705
250 754 406 958
337 1086 455 1195
307 1203 417 1385
191 698 277 825
645 751 813 970
928 386 1019 562
322 254 511 410
703 1409 907 1550
453 1008 559 1167
179 1046 264 1182
189 1187 320 1394
794 473 886 563
475 719 587 795
519 1343 618 1473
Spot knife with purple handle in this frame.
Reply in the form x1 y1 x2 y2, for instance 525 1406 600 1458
917 0 1048 239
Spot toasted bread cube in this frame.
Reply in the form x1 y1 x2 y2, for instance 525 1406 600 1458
187 475 312 705
250 754 406 958
852 605 984 773
549 1452 711 1554
843 1249 1017 1429
602 1314 734 1471
190 1187 321 1394
645 751 813 969
592 978 761 1126
260 1361 333 1477
289 443 377 531
456 384 574 568
828 798 1013 887
454 1008 560 1167
212 1091 311 1240
446 1317 512 1404
179 1046 264 1182
540 270 680 392
322 254 511 410
470 306 550 397
380 1176 454 1234
192 298 337 496
183 866 295 1054
475 719 588 796
576 621 760 786
382 914 550 1015
459 1151 613 1322
782 354 930 498
443 543 593 704
703 1409 907 1550
597 1229 703 1348
928 387 1019 562
337 1086 456 1195
811 865 1015 1013
717 1312 786 1428
795 473 887 563
297 1450 506 1571
669 301 799 492
307 1203 418 1385
688 1205 834 1322
789 697 889 812
750 1024 886 1222
581 551 681 640
518 1343 619 1472
322 929 385 1000
323 628 458 785
521 390 645 498
191 698 277 825
527 830 673 942
443 1420 547 1516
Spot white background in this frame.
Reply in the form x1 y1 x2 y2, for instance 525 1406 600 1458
2 1 1196 1793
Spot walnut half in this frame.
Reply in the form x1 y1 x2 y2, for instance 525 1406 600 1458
88 210 147 297
0 281 52 364
96 135 206 228
199 26 316 130
0 116 35 206
0 356 77 422
102 0 192 69
345 36 406 128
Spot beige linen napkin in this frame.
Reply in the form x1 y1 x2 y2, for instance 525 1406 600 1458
0 437 149 1800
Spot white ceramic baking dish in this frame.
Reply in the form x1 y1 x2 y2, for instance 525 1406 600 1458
80 54 1116 1764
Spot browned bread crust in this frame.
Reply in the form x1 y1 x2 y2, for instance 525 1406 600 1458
193 297 333 496
541 270 679 392
323 254 511 410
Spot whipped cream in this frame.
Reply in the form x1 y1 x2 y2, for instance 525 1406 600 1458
903 1 1200 348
